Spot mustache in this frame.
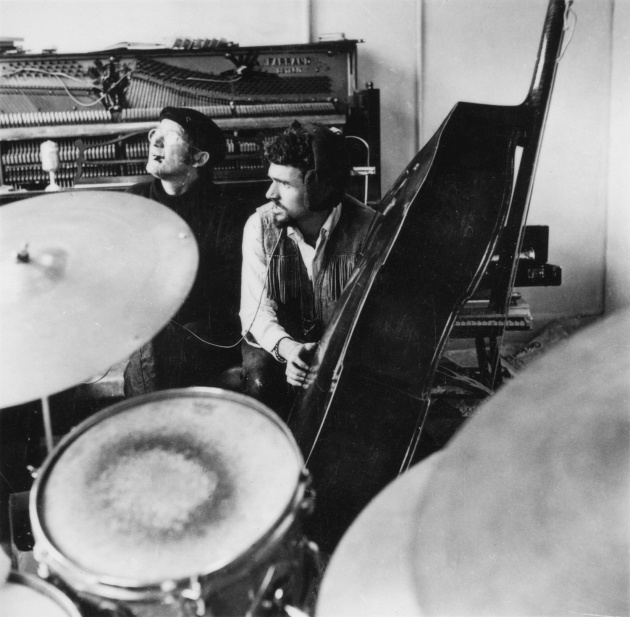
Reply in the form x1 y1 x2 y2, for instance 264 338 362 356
270 200 290 228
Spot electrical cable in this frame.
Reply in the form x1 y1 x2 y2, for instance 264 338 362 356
1 67 130 107
172 230 283 349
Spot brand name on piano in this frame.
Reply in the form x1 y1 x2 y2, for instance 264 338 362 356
265 56 311 66
264 56 312 73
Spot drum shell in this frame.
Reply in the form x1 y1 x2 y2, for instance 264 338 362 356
44 520 315 617
29 388 316 615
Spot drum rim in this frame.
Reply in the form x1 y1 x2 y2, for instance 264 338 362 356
7 570 83 617
30 387 308 597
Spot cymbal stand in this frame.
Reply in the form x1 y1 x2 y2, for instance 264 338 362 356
40 396 54 455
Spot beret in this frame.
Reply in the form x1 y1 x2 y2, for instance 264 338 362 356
159 107 227 166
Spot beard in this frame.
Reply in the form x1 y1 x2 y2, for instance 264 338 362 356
271 202 292 228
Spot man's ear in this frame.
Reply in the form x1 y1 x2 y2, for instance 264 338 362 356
192 150 210 168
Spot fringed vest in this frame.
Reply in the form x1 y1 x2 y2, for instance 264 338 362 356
259 195 379 343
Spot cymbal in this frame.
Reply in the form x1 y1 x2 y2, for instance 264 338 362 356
317 309 630 617
412 308 630 616
0 191 198 408
317 452 441 617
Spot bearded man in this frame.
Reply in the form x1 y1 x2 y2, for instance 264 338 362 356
239 120 380 418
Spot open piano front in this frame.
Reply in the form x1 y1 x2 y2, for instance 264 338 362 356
0 39 380 201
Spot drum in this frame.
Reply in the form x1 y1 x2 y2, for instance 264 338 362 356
1 571 82 617
30 388 317 616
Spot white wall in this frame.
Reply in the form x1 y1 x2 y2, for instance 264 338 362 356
606 0 630 313
422 0 615 325
311 0 421 193
0 0 311 50
1 0 625 325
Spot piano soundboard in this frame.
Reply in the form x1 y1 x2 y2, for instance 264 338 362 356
0 40 380 199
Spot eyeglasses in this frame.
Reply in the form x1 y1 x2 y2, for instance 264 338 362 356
148 128 199 150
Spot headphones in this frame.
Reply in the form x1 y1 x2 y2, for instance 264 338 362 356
301 122 350 212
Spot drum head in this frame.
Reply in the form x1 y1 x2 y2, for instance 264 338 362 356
1 572 81 617
34 389 303 585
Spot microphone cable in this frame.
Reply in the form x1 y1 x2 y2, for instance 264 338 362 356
171 230 283 349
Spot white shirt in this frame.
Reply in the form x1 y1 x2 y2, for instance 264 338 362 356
240 203 342 353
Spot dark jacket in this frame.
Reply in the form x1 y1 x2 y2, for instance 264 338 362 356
124 176 249 395
127 176 244 344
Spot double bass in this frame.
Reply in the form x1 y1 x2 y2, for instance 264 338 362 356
288 0 572 552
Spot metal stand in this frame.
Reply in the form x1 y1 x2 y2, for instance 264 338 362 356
40 396 54 455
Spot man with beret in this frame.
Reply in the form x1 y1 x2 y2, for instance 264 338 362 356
124 107 245 396
239 120 380 418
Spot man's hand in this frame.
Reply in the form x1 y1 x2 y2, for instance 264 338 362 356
279 339 318 388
